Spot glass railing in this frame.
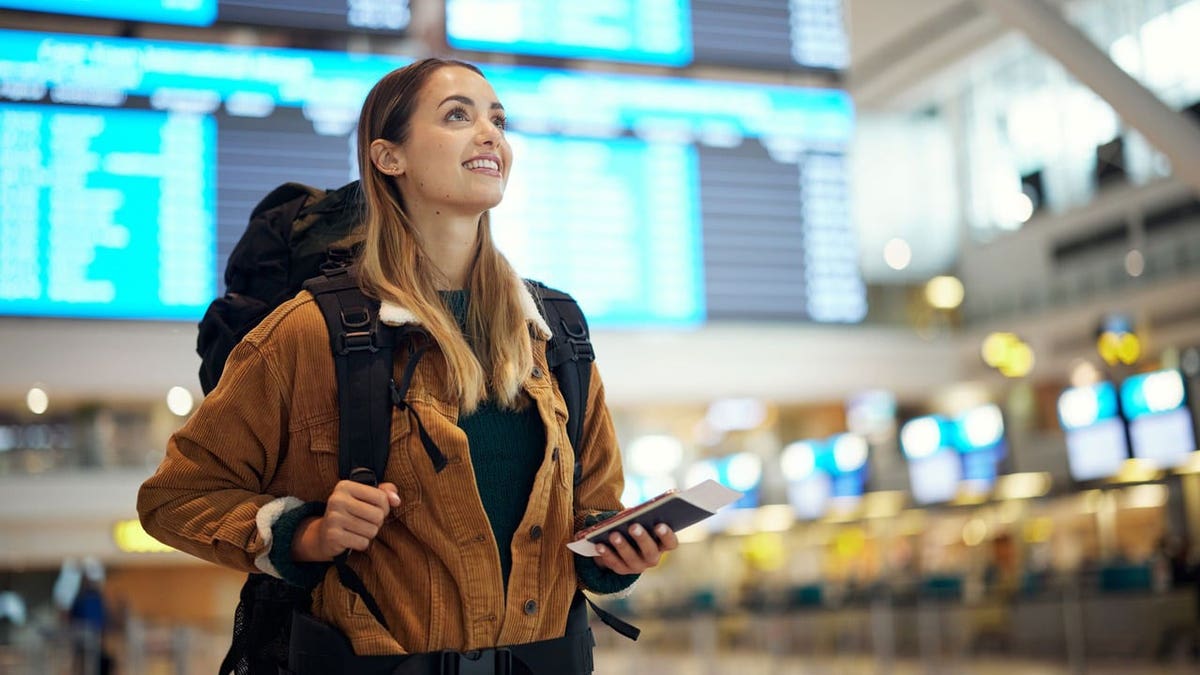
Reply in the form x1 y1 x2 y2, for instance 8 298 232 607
962 222 1200 326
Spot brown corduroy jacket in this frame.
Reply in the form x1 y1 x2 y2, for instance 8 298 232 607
137 283 627 655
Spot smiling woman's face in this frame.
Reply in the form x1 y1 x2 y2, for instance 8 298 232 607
387 65 513 217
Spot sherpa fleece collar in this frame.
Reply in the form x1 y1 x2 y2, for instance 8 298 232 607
378 274 552 340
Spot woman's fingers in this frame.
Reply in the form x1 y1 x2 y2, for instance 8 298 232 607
330 494 389 526
332 480 393 513
317 479 402 557
653 524 679 551
594 544 633 575
625 524 661 565
591 523 679 574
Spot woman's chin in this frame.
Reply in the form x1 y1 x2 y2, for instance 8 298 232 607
470 192 505 213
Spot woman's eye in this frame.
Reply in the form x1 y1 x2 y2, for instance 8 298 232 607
446 107 469 122
493 116 507 130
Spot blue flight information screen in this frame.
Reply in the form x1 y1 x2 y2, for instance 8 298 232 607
0 0 410 32
494 136 702 327
0 29 857 327
0 0 217 25
446 0 692 66
0 104 216 320
446 0 849 71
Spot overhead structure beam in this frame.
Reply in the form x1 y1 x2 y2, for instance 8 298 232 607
976 0 1200 194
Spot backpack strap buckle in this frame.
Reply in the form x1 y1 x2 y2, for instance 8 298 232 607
567 335 594 363
335 330 378 354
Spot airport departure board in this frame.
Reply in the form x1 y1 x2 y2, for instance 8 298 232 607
0 0 411 32
446 0 848 70
447 0 692 66
0 0 217 25
0 104 215 320
0 29 860 326
218 0 411 32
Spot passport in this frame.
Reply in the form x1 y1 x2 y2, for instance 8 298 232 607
567 479 743 557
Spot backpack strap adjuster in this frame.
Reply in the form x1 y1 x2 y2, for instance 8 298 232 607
335 330 379 355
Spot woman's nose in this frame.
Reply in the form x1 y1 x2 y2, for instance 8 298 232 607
476 119 500 145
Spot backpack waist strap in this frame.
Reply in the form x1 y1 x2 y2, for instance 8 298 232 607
287 610 595 675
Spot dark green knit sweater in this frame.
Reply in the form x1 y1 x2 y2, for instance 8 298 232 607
441 290 542 589
441 291 634 595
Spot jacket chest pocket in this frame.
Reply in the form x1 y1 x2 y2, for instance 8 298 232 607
302 412 422 516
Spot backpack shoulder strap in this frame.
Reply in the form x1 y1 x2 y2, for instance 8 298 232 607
301 266 397 631
525 280 594 486
302 268 396 482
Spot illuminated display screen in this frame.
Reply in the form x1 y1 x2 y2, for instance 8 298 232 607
781 433 868 518
0 0 217 25
0 104 215 320
686 455 761 510
0 0 410 32
1065 418 1130 481
1120 370 1195 469
219 0 411 32
1058 381 1130 481
787 474 831 520
949 405 1007 488
0 29 858 326
692 0 848 70
899 408 1006 503
908 449 962 506
446 0 848 70
446 0 692 66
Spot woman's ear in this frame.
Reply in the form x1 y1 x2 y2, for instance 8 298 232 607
369 139 406 176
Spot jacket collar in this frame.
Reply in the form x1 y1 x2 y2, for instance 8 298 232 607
378 276 553 340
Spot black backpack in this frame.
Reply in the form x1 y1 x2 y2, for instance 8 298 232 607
199 181 636 675
197 181 596 474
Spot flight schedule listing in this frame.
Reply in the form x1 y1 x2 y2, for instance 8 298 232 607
0 104 215 320
0 28 858 326
493 135 703 328
446 0 691 66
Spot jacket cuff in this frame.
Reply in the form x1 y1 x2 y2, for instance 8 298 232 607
575 510 640 595
255 498 329 588
576 554 640 595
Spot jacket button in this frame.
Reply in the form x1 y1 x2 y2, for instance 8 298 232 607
524 599 538 615
532 366 544 378
530 525 543 541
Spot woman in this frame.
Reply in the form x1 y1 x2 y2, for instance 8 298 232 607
138 58 677 673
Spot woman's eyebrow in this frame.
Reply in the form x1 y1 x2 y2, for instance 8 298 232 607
438 94 504 111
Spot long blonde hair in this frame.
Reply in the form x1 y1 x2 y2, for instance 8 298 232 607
355 58 534 413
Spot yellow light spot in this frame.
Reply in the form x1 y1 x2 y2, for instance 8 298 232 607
925 276 965 310
982 332 1019 368
113 520 174 554
741 532 786 571
998 341 1034 378
962 518 988 546
1116 333 1140 365
1022 517 1054 543
831 528 867 558
1109 458 1163 484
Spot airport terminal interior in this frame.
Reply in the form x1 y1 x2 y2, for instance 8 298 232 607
1 0 1199 673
